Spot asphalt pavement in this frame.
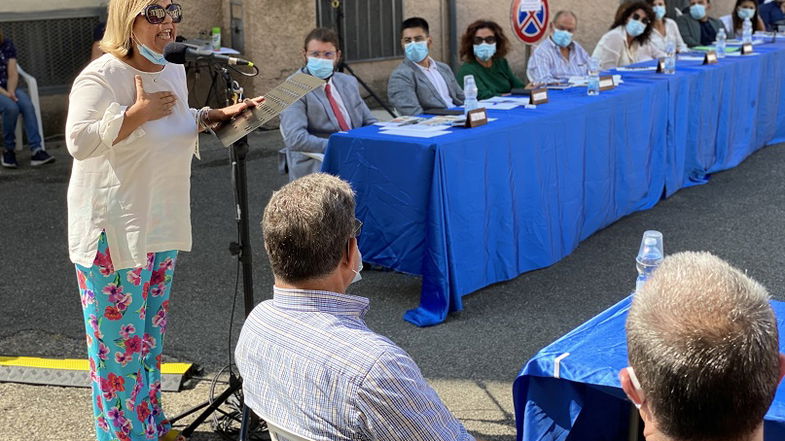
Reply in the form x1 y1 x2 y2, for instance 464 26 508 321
1 129 783 441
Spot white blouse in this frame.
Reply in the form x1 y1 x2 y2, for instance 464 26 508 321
650 18 689 53
66 54 198 270
592 26 667 70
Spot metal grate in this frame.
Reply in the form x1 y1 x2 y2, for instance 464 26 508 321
316 0 403 62
0 14 101 95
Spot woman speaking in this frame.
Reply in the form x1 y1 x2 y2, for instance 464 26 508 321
65 1 261 440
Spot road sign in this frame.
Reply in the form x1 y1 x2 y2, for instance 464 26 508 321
511 0 550 45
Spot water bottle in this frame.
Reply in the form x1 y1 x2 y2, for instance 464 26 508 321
742 17 753 44
716 27 727 59
635 230 664 294
587 57 600 96
664 39 676 75
463 75 478 115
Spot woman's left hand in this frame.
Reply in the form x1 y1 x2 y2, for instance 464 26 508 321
209 96 265 122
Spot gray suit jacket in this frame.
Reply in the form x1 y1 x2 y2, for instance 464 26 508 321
387 58 465 116
279 69 377 180
676 14 726 48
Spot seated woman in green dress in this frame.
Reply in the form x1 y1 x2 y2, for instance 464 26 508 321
456 19 524 100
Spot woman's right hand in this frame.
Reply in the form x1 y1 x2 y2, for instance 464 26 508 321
129 75 176 122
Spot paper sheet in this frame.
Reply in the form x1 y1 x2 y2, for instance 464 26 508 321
378 129 451 138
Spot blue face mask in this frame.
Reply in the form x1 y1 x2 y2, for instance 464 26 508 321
737 7 755 20
306 57 335 80
552 29 573 48
473 43 496 61
652 5 667 20
690 4 706 20
405 41 429 63
626 19 647 38
134 38 167 65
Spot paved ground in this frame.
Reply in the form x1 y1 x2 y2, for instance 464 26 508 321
1 128 783 441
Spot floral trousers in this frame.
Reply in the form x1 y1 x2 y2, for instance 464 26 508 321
76 233 178 441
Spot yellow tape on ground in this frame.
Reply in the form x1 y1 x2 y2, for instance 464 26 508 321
0 356 191 375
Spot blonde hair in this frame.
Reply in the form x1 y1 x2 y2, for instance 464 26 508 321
100 0 159 58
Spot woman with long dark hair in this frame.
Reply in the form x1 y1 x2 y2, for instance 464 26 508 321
593 2 666 70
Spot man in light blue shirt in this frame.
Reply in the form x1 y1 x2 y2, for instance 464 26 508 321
235 173 475 441
526 10 591 86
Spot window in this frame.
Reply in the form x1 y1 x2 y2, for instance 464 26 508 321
1 9 103 94
316 0 403 62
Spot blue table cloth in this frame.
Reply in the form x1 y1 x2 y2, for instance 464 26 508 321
513 298 785 441
322 40 785 327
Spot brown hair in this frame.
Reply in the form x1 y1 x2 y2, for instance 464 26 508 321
611 2 655 46
303 27 341 52
262 173 356 283
732 0 765 33
459 20 511 63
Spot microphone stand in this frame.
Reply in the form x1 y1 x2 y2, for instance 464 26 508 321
169 64 263 441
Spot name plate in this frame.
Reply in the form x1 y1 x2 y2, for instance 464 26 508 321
530 88 549 105
656 58 666 73
599 76 615 91
741 42 754 55
465 108 488 128
703 50 718 65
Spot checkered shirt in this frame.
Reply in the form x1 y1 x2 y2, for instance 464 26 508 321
235 287 474 441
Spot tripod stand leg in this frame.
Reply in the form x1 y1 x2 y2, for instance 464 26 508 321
238 404 260 441
179 378 242 437
340 63 396 118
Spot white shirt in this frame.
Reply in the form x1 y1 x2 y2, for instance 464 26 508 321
66 54 198 270
650 18 689 53
325 77 352 129
592 26 667 70
414 57 455 108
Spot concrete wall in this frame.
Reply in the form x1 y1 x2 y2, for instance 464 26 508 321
0 0 105 13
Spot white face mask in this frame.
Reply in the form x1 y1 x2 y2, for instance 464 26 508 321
351 248 363 284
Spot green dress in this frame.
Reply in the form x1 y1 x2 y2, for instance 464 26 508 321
456 58 525 100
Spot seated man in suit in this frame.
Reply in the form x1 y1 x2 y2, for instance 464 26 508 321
388 17 464 116
235 173 476 441
280 28 377 181
622 251 785 441
760 0 785 31
676 0 727 47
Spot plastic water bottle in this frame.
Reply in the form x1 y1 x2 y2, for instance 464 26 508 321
635 230 664 294
742 17 753 44
664 39 676 75
463 75 478 115
587 57 600 96
716 27 727 59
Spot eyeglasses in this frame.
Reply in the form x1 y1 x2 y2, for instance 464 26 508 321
631 12 651 25
351 218 363 238
307 50 337 59
473 36 497 45
139 3 183 24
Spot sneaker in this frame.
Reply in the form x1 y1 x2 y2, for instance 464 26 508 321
1 150 18 168
30 149 55 167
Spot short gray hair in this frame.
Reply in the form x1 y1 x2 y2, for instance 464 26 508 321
627 251 779 441
552 10 578 25
262 173 355 283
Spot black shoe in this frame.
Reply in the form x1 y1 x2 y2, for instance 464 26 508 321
1 150 18 168
30 149 55 166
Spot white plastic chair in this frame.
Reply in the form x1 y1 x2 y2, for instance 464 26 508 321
264 418 315 441
14 64 45 152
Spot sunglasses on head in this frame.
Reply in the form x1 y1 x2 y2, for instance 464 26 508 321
139 3 183 24
632 12 651 25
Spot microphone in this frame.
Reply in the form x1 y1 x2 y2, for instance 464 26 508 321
163 42 254 67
